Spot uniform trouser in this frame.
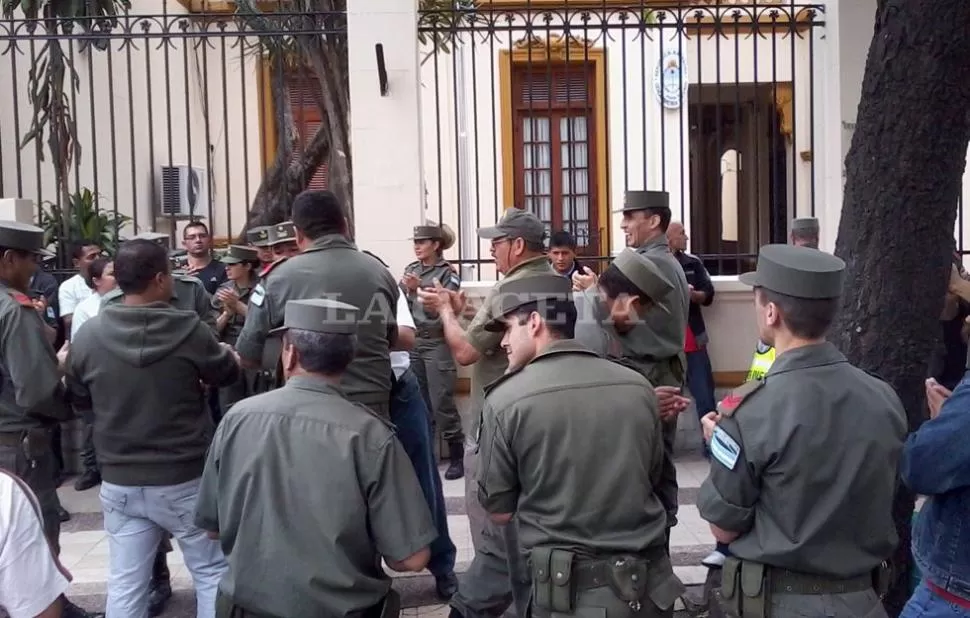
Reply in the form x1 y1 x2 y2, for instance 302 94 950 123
451 448 530 618
410 338 464 445
659 418 679 542
646 362 682 551
100 477 228 618
390 368 457 578
0 437 63 554
219 368 258 419
530 585 673 618
80 420 99 473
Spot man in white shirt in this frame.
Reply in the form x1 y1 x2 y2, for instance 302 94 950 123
58 241 102 337
379 254 458 600
0 471 72 618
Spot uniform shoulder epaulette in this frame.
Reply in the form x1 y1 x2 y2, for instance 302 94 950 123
404 260 421 272
259 257 289 278
716 379 764 418
7 290 33 308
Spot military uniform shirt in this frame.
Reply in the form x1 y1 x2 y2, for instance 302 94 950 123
403 259 461 333
101 276 216 329
195 376 436 616
235 235 399 408
212 280 254 345
466 256 554 441
626 235 690 361
697 342 907 578
0 283 70 432
477 340 668 554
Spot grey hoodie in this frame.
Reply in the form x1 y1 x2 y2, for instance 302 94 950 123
67 301 239 486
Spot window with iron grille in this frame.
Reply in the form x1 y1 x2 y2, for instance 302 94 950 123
512 65 599 256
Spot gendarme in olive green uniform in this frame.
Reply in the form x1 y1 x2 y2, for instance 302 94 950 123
102 232 216 329
236 233 399 419
0 221 72 554
616 190 690 537
478 274 685 618
196 299 435 617
451 208 553 618
572 249 675 359
698 244 906 618
404 224 465 460
213 245 260 416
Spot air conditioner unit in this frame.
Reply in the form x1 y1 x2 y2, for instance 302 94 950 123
159 165 207 217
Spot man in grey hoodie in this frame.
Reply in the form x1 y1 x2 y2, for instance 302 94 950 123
67 239 240 618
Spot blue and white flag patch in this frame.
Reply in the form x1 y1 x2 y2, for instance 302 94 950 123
710 426 741 470
250 284 266 307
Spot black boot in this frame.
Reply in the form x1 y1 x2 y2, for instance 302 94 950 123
73 469 101 492
435 571 459 600
148 550 172 617
444 442 464 480
62 596 104 618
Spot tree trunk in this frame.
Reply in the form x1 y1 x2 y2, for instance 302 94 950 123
831 1 970 614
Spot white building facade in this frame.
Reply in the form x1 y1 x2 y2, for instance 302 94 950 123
1 0 968 381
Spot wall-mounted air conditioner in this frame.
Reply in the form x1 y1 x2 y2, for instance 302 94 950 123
159 165 208 218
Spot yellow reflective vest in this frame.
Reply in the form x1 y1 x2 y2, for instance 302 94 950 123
746 340 776 382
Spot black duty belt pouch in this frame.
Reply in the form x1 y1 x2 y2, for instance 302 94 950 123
606 555 649 607
24 428 50 460
645 555 687 611
873 562 892 598
740 561 768 618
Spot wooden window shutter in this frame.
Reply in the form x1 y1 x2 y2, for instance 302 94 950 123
287 74 329 191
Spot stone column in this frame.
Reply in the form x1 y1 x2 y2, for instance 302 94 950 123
347 0 425 277
815 0 875 253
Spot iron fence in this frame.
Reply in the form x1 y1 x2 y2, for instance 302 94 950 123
0 1 344 266
419 1 825 279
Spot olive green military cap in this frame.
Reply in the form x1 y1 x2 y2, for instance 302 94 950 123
133 231 173 250
477 208 546 244
739 244 845 299
246 225 271 247
790 217 819 233
612 248 673 313
269 298 359 335
266 221 297 246
484 274 573 332
0 220 53 257
220 245 259 265
615 190 670 214
412 221 456 251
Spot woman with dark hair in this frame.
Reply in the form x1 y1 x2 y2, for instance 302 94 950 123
212 245 261 419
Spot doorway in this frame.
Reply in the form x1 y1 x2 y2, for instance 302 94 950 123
688 84 789 276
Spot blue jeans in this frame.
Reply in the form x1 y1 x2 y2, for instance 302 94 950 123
686 347 717 420
100 477 227 618
902 581 970 618
391 368 457 578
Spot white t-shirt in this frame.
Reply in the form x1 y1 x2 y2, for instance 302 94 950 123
391 293 416 379
0 473 70 617
58 273 92 318
70 291 103 341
